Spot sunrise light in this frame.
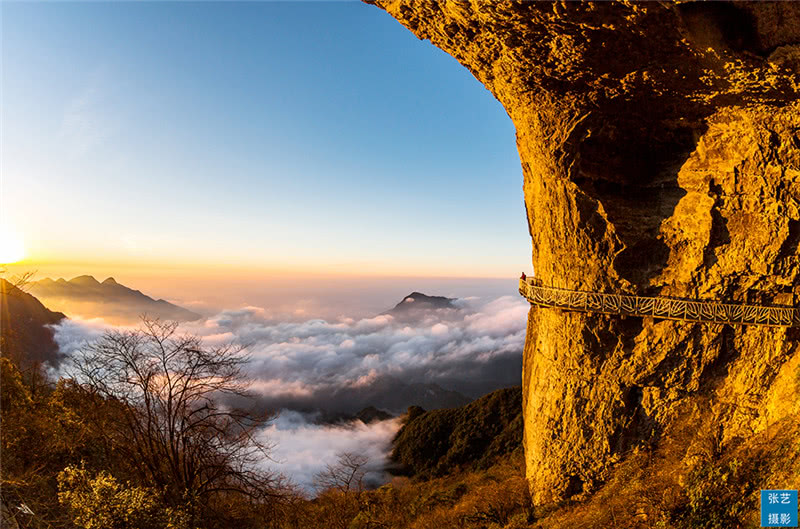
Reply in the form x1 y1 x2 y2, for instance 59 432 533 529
0 225 25 264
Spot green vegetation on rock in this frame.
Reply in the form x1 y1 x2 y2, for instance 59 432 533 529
391 386 523 478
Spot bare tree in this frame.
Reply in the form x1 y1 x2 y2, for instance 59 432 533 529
313 452 369 494
0 269 35 293
69 317 279 516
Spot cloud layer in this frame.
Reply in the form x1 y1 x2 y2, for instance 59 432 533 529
51 293 528 491
190 295 526 411
53 295 527 412
263 411 402 493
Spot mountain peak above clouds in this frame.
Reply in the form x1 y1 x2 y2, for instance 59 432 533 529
388 292 458 314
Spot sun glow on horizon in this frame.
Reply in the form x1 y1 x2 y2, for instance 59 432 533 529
0 226 25 264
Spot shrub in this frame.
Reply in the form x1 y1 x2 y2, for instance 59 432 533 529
57 465 190 529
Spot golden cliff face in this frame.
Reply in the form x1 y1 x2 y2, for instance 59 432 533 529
368 0 800 505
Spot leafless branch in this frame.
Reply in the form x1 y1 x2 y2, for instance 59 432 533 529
68 316 279 511
313 452 369 494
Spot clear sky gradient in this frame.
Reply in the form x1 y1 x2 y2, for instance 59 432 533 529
2 1 528 282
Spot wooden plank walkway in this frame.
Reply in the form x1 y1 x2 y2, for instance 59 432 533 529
519 278 800 328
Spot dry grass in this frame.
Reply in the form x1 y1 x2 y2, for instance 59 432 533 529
269 452 532 529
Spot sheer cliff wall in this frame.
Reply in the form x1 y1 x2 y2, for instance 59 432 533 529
368 0 800 504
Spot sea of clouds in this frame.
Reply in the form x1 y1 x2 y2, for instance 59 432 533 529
52 294 528 491
264 411 403 492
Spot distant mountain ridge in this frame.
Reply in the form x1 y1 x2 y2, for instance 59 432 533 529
246 372 472 420
0 279 66 367
330 375 471 414
30 275 200 324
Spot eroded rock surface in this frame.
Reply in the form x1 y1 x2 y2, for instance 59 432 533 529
368 0 800 506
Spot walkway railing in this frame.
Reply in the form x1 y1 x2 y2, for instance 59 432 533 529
519 278 800 328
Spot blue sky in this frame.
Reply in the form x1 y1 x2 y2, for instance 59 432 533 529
2 1 528 279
